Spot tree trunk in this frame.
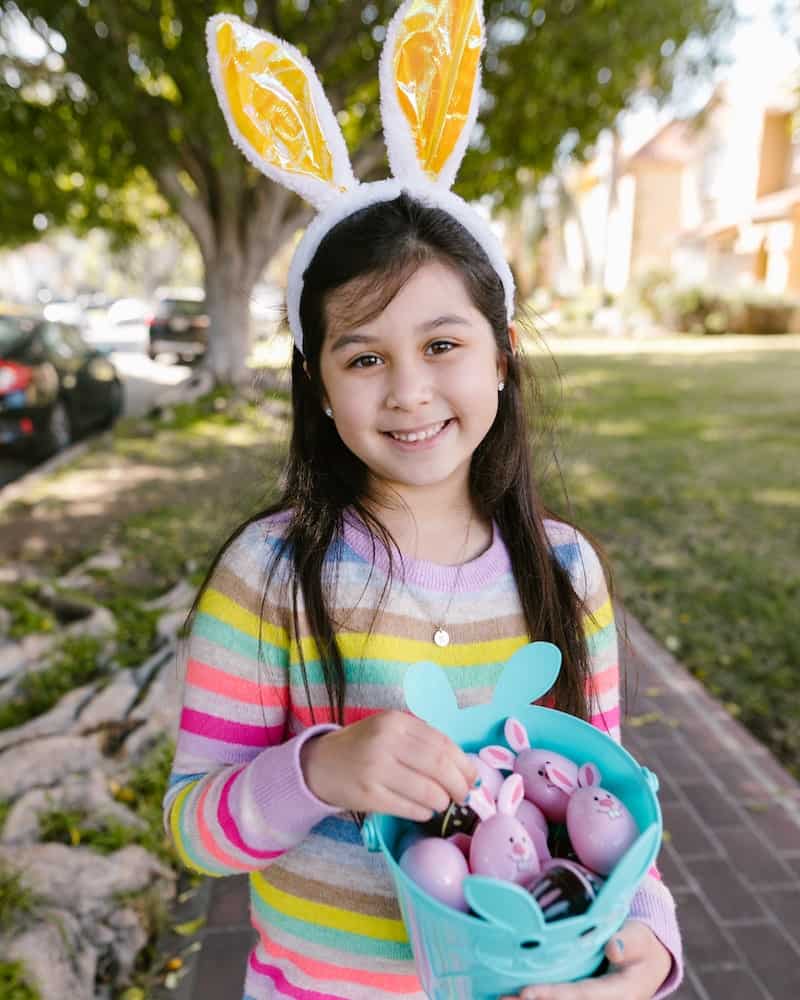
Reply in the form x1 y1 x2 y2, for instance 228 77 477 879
203 252 255 387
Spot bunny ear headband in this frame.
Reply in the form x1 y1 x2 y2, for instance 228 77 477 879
206 0 515 355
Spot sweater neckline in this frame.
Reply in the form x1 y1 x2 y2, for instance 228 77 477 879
341 509 511 591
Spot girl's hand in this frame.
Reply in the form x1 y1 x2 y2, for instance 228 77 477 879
499 921 673 1000
300 711 478 820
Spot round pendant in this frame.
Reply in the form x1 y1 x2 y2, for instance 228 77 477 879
433 628 450 648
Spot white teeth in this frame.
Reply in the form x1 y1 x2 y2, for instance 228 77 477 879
389 421 446 443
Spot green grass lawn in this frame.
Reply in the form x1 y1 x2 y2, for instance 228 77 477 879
535 338 800 778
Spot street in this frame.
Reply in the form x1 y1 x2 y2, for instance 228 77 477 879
0 350 192 489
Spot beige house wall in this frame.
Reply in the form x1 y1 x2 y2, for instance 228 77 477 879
788 203 800 293
757 112 793 198
629 164 685 276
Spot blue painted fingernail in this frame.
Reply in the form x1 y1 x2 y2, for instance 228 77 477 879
615 937 625 953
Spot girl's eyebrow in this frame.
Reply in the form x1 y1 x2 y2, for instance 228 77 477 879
329 314 471 353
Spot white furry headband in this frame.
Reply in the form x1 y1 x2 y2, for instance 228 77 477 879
206 0 515 355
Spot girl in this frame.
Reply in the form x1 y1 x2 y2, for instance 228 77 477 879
163 194 680 1000
165 6 682 999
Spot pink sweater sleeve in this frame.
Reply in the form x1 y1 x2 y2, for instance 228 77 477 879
163 525 342 877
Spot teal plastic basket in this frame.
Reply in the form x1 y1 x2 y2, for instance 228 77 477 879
361 642 662 1000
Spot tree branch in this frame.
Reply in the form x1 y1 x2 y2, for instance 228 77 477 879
153 163 215 261
244 183 312 289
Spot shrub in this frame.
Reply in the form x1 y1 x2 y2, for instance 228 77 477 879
0 962 40 1000
0 636 105 731
647 282 798 336
0 865 39 933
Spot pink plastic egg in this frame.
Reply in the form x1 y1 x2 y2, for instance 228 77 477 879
399 838 470 911
516 798 551 867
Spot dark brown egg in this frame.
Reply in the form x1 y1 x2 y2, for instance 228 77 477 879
421 800 479 838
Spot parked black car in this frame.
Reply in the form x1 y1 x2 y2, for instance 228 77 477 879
0 307 124 458
147 293 209 363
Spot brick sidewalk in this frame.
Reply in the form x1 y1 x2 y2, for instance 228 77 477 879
166 610 800 1000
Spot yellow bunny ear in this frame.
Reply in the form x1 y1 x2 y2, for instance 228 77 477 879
380 0 484 188
206 15 356 210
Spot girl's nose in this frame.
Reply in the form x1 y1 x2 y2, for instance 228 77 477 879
385 361 433 411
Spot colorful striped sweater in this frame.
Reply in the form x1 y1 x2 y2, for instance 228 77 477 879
164 511 682 999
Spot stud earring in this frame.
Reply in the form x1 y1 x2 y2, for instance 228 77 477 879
324 406 333 418
497 381 505 392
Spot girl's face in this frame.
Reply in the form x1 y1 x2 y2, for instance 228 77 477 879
319 259 506 503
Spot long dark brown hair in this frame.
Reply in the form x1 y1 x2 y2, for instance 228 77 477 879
189 193 597 725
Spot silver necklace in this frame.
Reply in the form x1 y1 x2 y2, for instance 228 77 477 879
407 513 472 648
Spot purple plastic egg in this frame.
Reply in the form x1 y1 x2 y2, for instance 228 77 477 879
399 837 470 911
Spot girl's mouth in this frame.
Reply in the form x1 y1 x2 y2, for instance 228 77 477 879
383 418 454 447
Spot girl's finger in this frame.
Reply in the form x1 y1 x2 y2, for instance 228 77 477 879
603 920 650 967
383 765 454 815
397 726 477 788
396 742 474 807
361 781 439 823
406 722 479 784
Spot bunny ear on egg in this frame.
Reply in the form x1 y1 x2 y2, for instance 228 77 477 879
479 745 516 771
578 763 602 788
206 14 356 211
467 783 496 821
379 0 485 189
544 762 576 796
497 773 524 816
504 716 531 753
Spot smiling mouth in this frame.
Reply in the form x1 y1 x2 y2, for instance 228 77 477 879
383 419 452 443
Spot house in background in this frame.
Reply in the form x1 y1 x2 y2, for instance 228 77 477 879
546 72 800 299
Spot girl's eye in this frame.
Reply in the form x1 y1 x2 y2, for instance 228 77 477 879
349 354 382 369
426 339 455 355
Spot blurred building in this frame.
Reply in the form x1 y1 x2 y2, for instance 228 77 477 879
547 72 800 298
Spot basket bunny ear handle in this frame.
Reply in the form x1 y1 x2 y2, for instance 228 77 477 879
206 14 356 210
464 875 547 939
491 642 563 717
380 0 485 189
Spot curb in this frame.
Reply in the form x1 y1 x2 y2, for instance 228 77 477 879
620 606 800 819
0 437 96 512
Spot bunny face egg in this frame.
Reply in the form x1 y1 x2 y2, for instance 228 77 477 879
469 816 541 884
516 749 578 823
566 788 638 875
